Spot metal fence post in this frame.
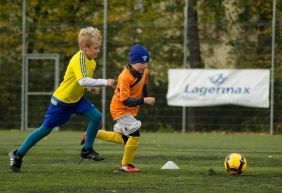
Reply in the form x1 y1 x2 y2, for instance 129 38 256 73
270 0 277 135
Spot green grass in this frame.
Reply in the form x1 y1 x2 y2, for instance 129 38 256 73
1 130 282 193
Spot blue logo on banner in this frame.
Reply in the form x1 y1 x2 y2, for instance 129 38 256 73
209 74 227 86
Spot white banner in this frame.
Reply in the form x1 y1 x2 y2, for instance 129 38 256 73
166 69 270 108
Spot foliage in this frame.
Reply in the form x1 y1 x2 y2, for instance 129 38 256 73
0 0 281 132
0 0 22 127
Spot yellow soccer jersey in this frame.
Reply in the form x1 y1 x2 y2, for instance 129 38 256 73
53 51 96 103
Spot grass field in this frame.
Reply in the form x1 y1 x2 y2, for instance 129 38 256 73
0 130 282 193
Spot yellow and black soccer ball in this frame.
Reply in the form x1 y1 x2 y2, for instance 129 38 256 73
224 153 247 175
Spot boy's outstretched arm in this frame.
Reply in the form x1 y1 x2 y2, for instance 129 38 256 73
78 77 115 88
122 96 155 107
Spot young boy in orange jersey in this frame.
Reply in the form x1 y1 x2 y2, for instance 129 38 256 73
9 26 115 172
81 44 155 172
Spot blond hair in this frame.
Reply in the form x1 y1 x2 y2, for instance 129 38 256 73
78 26 102 48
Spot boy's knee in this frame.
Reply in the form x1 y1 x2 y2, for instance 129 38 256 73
94 111 102 122
39 126 52 135
97 111 102 120
127 136 139 147
88 109 102 122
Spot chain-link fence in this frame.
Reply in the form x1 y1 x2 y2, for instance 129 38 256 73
0 0 281 133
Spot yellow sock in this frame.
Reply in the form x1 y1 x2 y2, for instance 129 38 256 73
122 136 139 166
96 130 125 144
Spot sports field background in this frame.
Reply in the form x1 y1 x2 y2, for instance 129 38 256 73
1 130 282 193
1 0 282 133
1 1 282 192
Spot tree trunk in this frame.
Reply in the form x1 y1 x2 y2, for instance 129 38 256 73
187 0 201 68
186 0 201 132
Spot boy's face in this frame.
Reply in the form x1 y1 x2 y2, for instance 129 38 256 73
131 62 148 74
82 41 101 59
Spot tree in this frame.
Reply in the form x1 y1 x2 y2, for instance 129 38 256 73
187 0 201 68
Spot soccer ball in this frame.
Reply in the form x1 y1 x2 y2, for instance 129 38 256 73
224 153 247 175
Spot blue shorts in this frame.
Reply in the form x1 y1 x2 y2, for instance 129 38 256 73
42 97 95 129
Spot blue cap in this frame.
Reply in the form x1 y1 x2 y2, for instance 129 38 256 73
128 44 150 64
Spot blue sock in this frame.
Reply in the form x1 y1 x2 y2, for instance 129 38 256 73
82 108 102 150
17 126 52 156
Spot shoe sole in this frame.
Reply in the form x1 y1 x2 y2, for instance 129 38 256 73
120 170 140 173
80 155 105 161
120 168 140 172
10 166 21 172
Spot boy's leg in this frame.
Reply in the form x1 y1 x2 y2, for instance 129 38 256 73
82 108 102 150
80 108 104 161
80 129 125 145
121 136 139 166
17 126 52 156
9 103 71 172
96 130 125 144
81 120 128 145
121 135 140 172
17 104 71 156
112 115 142 172
9 125 52 172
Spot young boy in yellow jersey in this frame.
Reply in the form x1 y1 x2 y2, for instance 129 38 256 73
81 44 155 172
9 26 115 172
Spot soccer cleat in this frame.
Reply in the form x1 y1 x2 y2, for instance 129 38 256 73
80 132 87 145
9 150 22 172
80 148 104 161
121 164 140 172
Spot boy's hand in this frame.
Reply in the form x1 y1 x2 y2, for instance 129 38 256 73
107 79 116 88
86 87 100 95
144 97 155 106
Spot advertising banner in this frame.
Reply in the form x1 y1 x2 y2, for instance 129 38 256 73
166 69 270 108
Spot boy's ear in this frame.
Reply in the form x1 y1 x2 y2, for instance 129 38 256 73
80 46 87 53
